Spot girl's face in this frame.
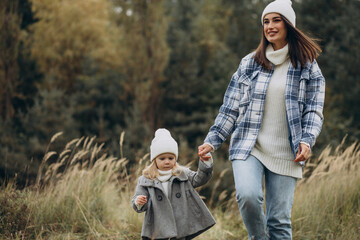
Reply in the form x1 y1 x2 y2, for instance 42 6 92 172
155 153 176 171
263 13 288 50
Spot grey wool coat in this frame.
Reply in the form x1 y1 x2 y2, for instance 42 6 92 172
131 160 216 239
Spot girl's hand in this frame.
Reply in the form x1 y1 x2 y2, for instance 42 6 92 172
198 143 213 161
136 195 147 205
294 143 311 163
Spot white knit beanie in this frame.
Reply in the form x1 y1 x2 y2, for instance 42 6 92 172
261 0 296 27
150 128 178 162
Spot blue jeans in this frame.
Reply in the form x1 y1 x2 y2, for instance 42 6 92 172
232 155 297 240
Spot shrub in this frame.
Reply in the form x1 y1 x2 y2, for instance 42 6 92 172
0 185 32 239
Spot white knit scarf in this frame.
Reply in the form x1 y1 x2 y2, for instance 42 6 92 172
266 44 289 65
157 169 172 182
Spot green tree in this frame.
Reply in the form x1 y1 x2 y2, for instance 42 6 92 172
29 0 123 92
16 0 42 114
223 0 269 57
162 0 238 146
298 0 360 147
0 0 22 120
0 0 42 187
109 0 171 160
113 0 170 132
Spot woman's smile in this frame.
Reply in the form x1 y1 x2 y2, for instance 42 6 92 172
267 30 278 37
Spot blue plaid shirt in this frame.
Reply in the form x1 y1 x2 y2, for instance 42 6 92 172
205 52 325 160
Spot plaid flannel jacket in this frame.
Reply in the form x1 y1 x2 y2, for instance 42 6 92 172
205 52 325 161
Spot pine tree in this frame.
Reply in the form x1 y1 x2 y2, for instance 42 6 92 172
0 0 22 120
162 0 240 146
298 0 360 146
111 0 171 160
114 0 170 132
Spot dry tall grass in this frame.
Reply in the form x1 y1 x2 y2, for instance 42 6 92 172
1 134 359 239
292 139 360 239
23 133 143 239
197 138 360 240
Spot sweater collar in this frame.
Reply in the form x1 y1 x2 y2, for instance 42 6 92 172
139 170 188 187
266 44 289 65
157 169 172 182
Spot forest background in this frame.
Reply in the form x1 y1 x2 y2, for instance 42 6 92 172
1 0 360 239
1 0 360 196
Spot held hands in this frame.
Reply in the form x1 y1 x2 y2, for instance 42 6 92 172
198 143 213 161
294 143 311 163
135 195 147 205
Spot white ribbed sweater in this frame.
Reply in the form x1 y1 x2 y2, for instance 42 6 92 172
251 44 302 179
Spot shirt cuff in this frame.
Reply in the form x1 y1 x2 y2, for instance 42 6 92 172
204 142 215 152
300 141 311 150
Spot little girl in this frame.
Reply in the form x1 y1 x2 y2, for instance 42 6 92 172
132 128 216 240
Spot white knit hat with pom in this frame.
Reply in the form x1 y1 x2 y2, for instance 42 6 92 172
150 128 178 162
261 0 296 27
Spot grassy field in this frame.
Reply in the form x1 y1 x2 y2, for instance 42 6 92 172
1 134 359 239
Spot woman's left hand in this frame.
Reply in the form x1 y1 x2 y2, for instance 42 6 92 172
294 143 311 162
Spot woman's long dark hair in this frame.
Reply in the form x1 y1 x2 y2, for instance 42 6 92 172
253 15 322 70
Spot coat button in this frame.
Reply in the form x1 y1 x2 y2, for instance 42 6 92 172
157 195 162 201
176 193 181 198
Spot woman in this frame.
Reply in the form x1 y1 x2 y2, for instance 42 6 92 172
198 0 325 239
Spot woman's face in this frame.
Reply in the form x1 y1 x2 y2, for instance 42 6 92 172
155 153 176 171
263 13 287 50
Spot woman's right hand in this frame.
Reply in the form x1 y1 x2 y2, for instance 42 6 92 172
135 195 147 205
198 143 213 161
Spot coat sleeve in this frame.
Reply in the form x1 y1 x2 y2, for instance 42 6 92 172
301 60 325 148
186 156 214 188
131 177 150 213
